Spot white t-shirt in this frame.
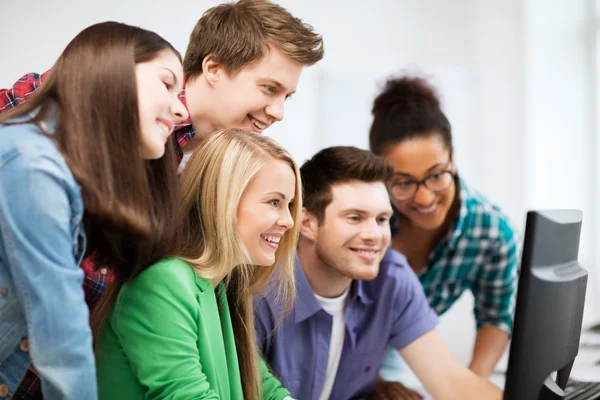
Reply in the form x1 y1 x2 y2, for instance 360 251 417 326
314 287 350 400
177 152 192 174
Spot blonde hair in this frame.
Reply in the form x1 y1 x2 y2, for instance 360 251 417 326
176 129 301 399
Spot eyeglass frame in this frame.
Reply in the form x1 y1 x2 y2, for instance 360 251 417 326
389 158 456 201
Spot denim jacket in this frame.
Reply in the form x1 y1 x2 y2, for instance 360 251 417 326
0 112 97 399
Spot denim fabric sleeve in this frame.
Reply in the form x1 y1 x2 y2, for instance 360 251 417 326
0 150 96 399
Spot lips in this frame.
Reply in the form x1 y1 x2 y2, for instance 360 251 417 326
248 115 269 133
349 247 380 262
413 202 439 215
261 233 282 250
156 117 174 137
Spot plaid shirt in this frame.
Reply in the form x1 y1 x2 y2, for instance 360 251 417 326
0 72 194 399
417 178 520 334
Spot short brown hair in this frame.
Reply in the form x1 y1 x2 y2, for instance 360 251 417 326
300 146 394 222
183 0 324 80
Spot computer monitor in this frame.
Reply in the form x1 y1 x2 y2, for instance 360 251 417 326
504 210 588 400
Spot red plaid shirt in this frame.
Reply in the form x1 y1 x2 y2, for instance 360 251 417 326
0 72 194 399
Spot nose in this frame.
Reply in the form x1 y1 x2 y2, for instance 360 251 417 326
170 97 189 123
412 183 436 206
265 97 285 122
277 208 294 230
359 219 383 242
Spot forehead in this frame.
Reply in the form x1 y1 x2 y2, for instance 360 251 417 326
327 181 392 214
385 136 449 174
249 157 296 195
138 50 183 78
237 46 303 92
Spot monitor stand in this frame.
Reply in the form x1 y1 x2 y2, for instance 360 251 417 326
539 360 575 400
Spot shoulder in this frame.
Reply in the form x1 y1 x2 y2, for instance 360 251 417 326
113 258 211 326
122 258 210 302
460 180 519 245
0 122 69 177
254 285 279 322
0 121 59 153
364 249 421 298
134 257 208 288
0 124 79 216
378 249 415 281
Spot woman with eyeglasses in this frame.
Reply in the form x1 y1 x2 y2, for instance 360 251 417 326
368 76 520 392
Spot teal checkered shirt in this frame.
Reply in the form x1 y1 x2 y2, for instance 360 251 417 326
417 178 520 334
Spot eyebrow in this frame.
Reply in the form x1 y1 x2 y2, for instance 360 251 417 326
341 208 393 216
161 68 178 85
260 78 296 96
265 192 294 202
393 161 448 177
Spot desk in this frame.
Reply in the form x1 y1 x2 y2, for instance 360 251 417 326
402 331 600 399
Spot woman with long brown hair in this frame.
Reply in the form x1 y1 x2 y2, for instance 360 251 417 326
95 129 300 400
0 22 187 399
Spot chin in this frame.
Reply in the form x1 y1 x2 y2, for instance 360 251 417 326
143 141 166 160
410 211 448 231
252 255 276 267
416 220 444 231
348 266 379 282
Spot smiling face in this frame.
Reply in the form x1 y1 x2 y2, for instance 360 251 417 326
136 49 188 159
191 46 303 138
236 157 297 266
385 135 457 231
305 181 393 281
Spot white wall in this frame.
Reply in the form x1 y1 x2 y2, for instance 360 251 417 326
1 0 598 365
523 0 599 328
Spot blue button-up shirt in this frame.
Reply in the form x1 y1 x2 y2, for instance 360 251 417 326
0 112 96 399
255 249 438 400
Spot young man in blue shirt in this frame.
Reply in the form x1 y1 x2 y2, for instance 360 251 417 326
255 146 503 400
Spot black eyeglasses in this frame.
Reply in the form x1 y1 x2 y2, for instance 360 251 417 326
390 162 455 201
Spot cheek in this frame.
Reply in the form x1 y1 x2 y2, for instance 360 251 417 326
391 199 411 215
439 186 456 207
382 229 392 244
137 97 150 123
240 207 275 235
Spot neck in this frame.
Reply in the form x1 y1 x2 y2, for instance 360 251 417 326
211 276 223 288
212 268 230 288
297 241 352 298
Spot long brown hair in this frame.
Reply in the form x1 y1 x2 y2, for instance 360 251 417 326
0 21 181 308
176 129 301 400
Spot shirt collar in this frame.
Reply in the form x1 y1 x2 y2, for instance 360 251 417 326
293 256 323 324
176 88 193 129
293 255 373 324
446 176 470 245
32 101 60 134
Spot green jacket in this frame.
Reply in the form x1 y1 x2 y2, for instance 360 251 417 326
95 257 290 400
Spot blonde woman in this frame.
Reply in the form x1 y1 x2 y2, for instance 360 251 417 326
95 129 300 400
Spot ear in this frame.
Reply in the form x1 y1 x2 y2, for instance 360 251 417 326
202 54 222 85
299 207 319 242
450 148 457 173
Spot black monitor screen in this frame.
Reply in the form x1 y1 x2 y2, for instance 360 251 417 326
504 210 587 400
